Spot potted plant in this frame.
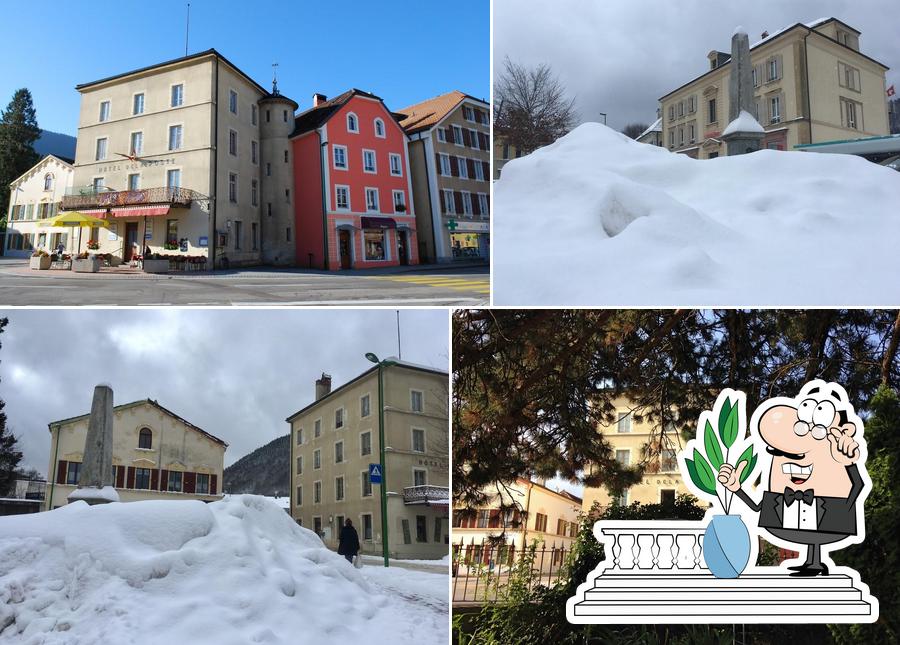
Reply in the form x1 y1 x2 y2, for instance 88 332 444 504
29 250 51 270
142 252 170 274
86 239 100 250
682 391 758 578
72 251 100 273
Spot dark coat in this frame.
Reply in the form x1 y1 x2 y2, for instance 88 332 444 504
338 524 361 556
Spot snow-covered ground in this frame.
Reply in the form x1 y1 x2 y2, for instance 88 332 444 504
0 496 447 644
494 123 900 305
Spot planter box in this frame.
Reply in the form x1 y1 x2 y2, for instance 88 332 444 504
29 256 51 270
72 257 101 273
143 259 170 274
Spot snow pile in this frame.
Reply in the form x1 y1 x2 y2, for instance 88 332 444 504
0 496 447 644
494 123 900 305
67 485 120 503
722 110 765 136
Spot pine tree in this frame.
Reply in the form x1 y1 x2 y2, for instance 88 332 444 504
0 317 21 496
0 89 41 219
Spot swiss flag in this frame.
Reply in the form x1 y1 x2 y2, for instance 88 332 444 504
888 85 896 97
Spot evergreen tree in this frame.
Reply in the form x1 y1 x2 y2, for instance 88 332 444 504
0 89 41 219
0 317 21 496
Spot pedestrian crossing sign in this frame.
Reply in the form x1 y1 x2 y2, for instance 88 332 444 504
369 463 382 484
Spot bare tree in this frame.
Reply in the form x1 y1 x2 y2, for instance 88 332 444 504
621 123 649 140
494 57 577 155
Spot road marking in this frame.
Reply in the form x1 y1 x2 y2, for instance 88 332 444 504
372 275 490 294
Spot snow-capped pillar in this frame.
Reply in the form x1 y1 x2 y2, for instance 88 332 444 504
68 384 121 505
722 27 765 156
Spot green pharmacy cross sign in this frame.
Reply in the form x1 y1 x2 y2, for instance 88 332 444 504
567 380 878 625
446 219 458 231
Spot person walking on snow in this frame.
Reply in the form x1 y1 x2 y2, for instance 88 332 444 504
338 518 360 563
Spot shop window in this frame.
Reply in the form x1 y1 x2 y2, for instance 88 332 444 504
365 230 385 261
166 220 178 247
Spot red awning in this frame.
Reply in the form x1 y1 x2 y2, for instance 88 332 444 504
109 205 171 218
360 216 396 230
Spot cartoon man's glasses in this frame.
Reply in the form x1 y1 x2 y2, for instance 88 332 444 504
793 398 836 440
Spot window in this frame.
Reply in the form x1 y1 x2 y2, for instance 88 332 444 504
436 129 446 143
360 431 371 456
767 57 779 82
43 174 52 190
668 105 674 121
251 104 258 125
335 476 344 501
689 96 696 113
314 419 321 438
296 455 303 474
361 471 372 497
314 448 321 469
99 100 110 122
389 153 402 176
463 105 475 121
416 515 427 542
229 129 237 155
661 489 676 505
393 190 406 213
66 461 80 485
130 131 143 156
285 188 290 203
363 149 376 173
128 173 140 191
296 485 302 506
228 173 237 203
362 514 373 540
266 162 271 177
267 203 272 217
251 141 258 164
347 112 358 132
413 468 427 487
770 95 781 124
410 390 424 412
266 109 270 123
557 518 568 536
296 428 304 445
478 193 489 215
534 513 548 532
196 473 210 494
335 185 350 210
689 123 695 143
283 109 288 123
251 179 258 206
617 412 632 433
92 177 105 192
474 161 484 181
615 449 631 466
365 188 379 211
438 153 451 176
166 169 181 189
752 67 758 88
167 471 183 492
166 219 178 247
461 192 473 215
839 62 861 92
233 220 242 250
708 99 717 124
314 481 322 504
374 118 385 137
335 441 344 464
678 101 684 117
135 468 151 490
678 126 684 146
668 130 674 148
95 138 108 161
284 149 289 163
842 98 862 130
469 129 479 150
168 124 183 150
171 84 184 107
138 427 152 449
452 125 463 145
333 145 347 169
458 156 469 179
412 428 425 453
360 394 370 418
661 449 677 472
133 93 144 115
335 408 344 429
229 89 238 115
443 189 456 214
365 230 385 260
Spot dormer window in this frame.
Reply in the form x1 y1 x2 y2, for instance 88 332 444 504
43 174 53 191
347 112 358 133
374 118 385 138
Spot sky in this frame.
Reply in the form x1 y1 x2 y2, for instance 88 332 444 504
0 0 489 136
494 0 900 131
0 308 448 473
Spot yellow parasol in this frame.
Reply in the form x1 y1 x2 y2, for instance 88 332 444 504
40 211 110 254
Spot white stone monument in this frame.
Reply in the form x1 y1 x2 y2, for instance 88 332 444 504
68 384 120 505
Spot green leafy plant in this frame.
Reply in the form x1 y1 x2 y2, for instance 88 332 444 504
684 395 756 513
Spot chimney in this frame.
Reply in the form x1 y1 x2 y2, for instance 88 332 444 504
315 373 332 400
313 93 327 107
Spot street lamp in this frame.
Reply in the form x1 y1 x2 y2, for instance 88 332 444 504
365 351 398 567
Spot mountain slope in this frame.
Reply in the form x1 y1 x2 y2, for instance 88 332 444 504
34 129 76 160
223 434 289 496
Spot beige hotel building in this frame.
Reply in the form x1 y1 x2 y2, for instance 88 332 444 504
63 48 296 267
660 18 889 159
46 399 227 510
288 363 449 560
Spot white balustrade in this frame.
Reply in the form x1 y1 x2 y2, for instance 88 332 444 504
594 521 708 575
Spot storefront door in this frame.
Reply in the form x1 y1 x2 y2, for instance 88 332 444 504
398 231 409 265
124 222 139 261
339 230 352 269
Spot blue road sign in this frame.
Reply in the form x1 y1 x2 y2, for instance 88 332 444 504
369 463 383 484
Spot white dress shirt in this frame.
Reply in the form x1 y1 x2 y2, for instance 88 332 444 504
782 493 818 530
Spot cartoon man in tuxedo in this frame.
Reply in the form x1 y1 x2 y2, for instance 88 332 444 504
717 380 867 577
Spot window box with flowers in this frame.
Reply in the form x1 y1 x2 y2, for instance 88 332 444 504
164 240 180 251
86 239 100 251
72 252 100 273
29 250 51 270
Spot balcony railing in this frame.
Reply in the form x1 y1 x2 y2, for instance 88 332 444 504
61 186 202 211
403 485 449 505
595 521 708 573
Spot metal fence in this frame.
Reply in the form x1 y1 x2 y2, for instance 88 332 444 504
452 538 572 604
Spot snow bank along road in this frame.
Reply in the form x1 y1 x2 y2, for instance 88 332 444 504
494 123 900 305
0 495 448 644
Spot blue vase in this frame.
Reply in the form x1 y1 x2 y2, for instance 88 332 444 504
703 514 750 578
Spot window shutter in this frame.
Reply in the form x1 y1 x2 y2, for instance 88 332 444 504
447 127 454 143
210 474 218 495
435 152 441 171
479 132 488 149
462 129 471 146
184 472 196 494
467 159 476 177
151 469 160 491
57 460 67 484
454 191 463 213
439 190 445 212
449 156 459 177
481 161 489 179
776 55 783 80
127 467 135 489
472 194 481 216
116 465 125 488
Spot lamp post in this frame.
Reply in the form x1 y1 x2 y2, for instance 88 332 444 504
365 352 398 567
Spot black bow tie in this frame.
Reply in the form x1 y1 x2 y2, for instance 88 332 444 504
784 487 815 506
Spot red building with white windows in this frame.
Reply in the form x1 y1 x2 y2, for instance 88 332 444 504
290 89 418 270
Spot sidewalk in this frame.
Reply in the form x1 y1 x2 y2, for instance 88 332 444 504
360 555 449 574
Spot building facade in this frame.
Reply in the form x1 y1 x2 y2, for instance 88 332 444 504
290 90 418 270
492 135 523 180
581 397 689 511
62 49 294 267
399 91 490 263
288 363 449 559
636 118 663 147
660 18 890 159
4 155 74 257
46 399 227 510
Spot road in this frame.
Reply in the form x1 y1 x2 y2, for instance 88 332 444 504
0 259 489 306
